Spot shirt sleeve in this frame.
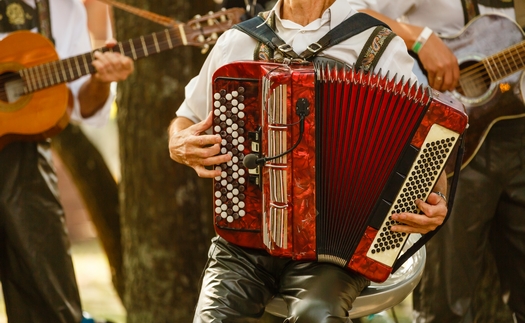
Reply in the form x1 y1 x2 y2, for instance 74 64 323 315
176 29 255 124
347 0 420 20
52 0 114 128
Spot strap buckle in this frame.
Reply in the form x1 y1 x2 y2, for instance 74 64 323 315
306 42 323 53
277 43 294 53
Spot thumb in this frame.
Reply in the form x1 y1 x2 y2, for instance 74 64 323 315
192 111 214 135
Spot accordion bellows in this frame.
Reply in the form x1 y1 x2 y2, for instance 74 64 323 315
211 61 468 282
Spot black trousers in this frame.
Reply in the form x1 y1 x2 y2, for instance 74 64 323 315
0 141 82 323
193 236 371 323
413 117 525 323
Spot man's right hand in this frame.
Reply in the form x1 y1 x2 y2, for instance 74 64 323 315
416 32 460 92
168 112 232 178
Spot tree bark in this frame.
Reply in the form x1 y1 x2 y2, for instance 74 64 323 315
114 1 215 321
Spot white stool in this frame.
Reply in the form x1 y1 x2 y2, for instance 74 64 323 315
265 234 426 319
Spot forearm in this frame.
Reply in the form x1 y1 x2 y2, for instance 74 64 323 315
359 9 424 49
77 78 111 118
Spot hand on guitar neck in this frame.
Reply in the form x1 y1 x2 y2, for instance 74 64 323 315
77 42 134 119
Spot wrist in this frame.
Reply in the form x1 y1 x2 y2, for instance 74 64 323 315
412 26 433 54
433 191 447 202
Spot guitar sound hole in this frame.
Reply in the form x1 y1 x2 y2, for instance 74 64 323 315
457 60 491 98
1 72 25 103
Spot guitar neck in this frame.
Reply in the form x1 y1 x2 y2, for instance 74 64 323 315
483 40 525 81
20 27 183 94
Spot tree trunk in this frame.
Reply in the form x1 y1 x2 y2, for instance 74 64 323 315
114 1 215 321
51 124 124 299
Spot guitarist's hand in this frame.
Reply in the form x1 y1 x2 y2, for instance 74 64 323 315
417 33 460 92
77 40 134 118
91 40 134 83
168 112 232 178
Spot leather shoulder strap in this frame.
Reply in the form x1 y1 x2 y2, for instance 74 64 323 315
232 14 295 61
35 0 54 44
460 0 480 24
298 13 388 60
232 11 390 67
355 25 396 72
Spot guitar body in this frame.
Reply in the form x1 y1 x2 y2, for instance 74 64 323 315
0 31 69 150
422 14 525 168
0 8 244 150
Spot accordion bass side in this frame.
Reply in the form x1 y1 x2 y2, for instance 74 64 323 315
211 61 468 282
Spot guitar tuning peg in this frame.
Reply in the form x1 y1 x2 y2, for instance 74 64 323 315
193 21 202 29
201 44 210 54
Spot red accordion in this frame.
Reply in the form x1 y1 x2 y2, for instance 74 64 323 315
211 61 468 282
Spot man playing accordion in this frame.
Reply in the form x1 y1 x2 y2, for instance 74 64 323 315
168 0 450 322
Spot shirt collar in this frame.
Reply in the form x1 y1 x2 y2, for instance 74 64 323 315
270 0 356 31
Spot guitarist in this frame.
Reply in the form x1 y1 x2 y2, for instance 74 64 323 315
0 0 133 322
348 0 525 322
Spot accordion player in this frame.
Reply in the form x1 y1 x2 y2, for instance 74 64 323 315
211 60 468 283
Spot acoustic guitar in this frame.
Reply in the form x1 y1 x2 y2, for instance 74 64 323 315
0 8 244 150
414 13 525 169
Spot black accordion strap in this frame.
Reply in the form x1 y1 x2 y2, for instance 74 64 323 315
232 15 297 58
298 13 389 60
391 133 467 273
232 12 389 62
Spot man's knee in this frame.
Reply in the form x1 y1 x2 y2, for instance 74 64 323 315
286 299 351 323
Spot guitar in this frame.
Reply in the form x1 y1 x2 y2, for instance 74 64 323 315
0 8 244 150
413 13 525 169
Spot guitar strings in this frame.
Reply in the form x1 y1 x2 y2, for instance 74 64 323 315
3 26 523 101
459 42 524 82
0 14 230 100
455 43 525 94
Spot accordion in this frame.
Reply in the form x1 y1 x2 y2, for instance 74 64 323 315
211 61 468 282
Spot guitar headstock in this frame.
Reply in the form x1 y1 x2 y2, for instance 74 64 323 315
184 8 245 53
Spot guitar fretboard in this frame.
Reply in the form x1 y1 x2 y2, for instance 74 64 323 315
483 40 525 81
19 27 184 94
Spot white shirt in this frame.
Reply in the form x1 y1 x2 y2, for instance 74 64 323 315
347 0 516 36
0 0 113 127
176 0 417 124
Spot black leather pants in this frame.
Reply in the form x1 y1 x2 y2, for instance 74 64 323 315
413 117 525 323
0 141 82 323
193 236 370 323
